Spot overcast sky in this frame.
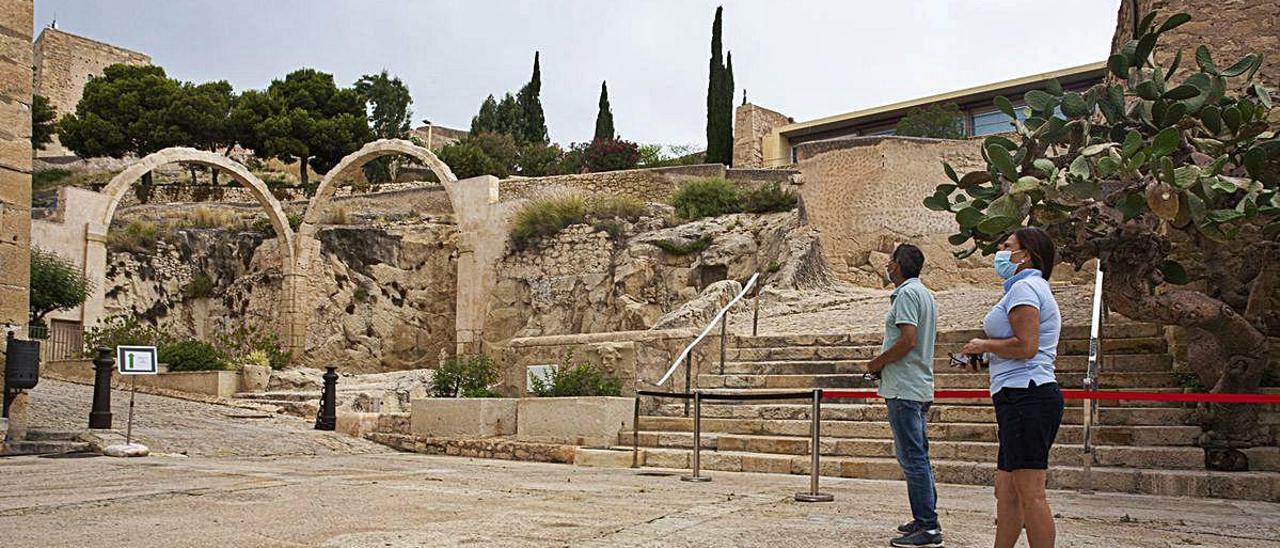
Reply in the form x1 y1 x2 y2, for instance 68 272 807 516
34 1 1120 147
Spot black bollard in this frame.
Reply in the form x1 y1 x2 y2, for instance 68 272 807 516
89 347 114 429
314 366 337 431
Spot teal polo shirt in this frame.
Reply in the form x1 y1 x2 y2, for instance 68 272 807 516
877 278 938 402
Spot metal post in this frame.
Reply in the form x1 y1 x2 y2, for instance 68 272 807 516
683 354 691 417
632 396 641 468
719 317 728 375
796 389 833 502
682 391 711 482
125 376 137 445
752 291 760 337
315 366 338 430
89 347 114 429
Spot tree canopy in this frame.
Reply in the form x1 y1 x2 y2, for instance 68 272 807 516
594 81 615 141
516 52 548 144
926 11 1279 448
31 95 56 150
29 247 91 325
230 68 372 186
704 6 734 165
355 70 413 140
57 64 186 159
895 102 965 139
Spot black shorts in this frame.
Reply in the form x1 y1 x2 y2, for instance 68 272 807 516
993 380 1064 472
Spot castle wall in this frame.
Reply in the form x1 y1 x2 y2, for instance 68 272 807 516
32 27 151 157
0 0 33 332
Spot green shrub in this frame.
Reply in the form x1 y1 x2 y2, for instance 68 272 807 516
85 317 172 355
29 247 92 325
740 182 798 214
159 339 228 372
353 283 371 303
586 194 645 221
651 236 712 256
593 219 627 241
430 355 500 398
583 138 640 172
510 195 587 250
33 168 72 192
530 353 622 397
107 220 159 253
240 350 271 368
183 272 216 299
216 326 292 370
670 177 740 220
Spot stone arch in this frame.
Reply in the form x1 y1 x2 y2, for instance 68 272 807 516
301 138 458 230
92 147 302 354
99 147 296 253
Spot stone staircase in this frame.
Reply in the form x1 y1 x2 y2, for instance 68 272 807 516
623 322 1280 502
0 428 96 457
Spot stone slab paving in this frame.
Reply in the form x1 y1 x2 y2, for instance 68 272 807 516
23 379 389 457
0 451 1277 547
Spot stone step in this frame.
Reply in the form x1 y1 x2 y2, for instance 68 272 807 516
650 402 1193 426
719 354 1172 375
0 440 96 456
634 416 1202 446
622 431 1280 472
25 429 87 442
728 324 1161 349
627 447 1280 501
232 391 321 402
725 338 1165 360
697 372 1175 390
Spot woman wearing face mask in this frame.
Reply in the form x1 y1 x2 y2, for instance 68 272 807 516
959 226 1063 548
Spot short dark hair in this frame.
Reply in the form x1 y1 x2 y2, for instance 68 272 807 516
891 244 925 279
1014 227 1056 280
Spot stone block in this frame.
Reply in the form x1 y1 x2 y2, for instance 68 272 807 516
336 412 380 438
0 1 33 36
0 141 31 173
410 398 517 438
238 364 270 392
573 448 634 468
0 167 32 206
516 396 635 448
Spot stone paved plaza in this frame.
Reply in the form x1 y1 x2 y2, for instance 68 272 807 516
1 382 1277 547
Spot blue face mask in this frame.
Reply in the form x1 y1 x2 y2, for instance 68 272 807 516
993 250 1019 280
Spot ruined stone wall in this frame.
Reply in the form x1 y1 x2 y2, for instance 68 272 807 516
734 103 793 169
1112 0 1278 88
497 164 726 202
793 136 999 289
101 220 459 373
483 209 827 345
0 0 33 331
32 28 151 157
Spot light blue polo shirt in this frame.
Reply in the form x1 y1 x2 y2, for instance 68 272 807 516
983 269 1060 394
877 278 938 402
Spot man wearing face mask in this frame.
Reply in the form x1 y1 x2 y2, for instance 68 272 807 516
867 244 943 548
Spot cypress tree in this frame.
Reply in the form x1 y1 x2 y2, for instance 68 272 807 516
516 51 548 144
705 7 725 163
496 93 522 137
724 51 734 165
594 81 615 141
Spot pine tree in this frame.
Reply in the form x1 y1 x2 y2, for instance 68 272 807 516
723 51 734 165
705 6 725 163
470 94 500 134
496 93 522 137
594 81 615 141
516 51 548 144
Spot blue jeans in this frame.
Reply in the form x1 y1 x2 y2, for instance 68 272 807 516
886 398 939 530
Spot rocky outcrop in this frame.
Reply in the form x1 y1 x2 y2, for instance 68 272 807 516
483 209 830 343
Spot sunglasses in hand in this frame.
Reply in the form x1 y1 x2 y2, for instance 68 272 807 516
948 352 988 371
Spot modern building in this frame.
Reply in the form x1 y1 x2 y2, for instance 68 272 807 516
736 61 1107 168
32 26 152 158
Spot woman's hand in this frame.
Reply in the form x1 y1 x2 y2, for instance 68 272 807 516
960 338 986 356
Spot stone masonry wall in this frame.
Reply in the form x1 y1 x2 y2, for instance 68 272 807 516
794 136 998 289
497 164 726 203
0 0 33 331
33 27 151 157
733 103 793 169
1112 0 1278 89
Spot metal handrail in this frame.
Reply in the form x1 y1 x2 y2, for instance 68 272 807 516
1080 261 1106 494
656 272 760 387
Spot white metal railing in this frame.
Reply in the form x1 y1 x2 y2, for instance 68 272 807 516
657 272 760 387
1080 261 1106 494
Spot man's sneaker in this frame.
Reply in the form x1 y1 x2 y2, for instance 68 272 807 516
890 528 944 548
896 520 922 534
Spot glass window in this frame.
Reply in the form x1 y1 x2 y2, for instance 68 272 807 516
971 108 1024 136
864 127 897 136
790 146 798 163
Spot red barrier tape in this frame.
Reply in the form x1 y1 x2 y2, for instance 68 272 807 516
821 389 1280 404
